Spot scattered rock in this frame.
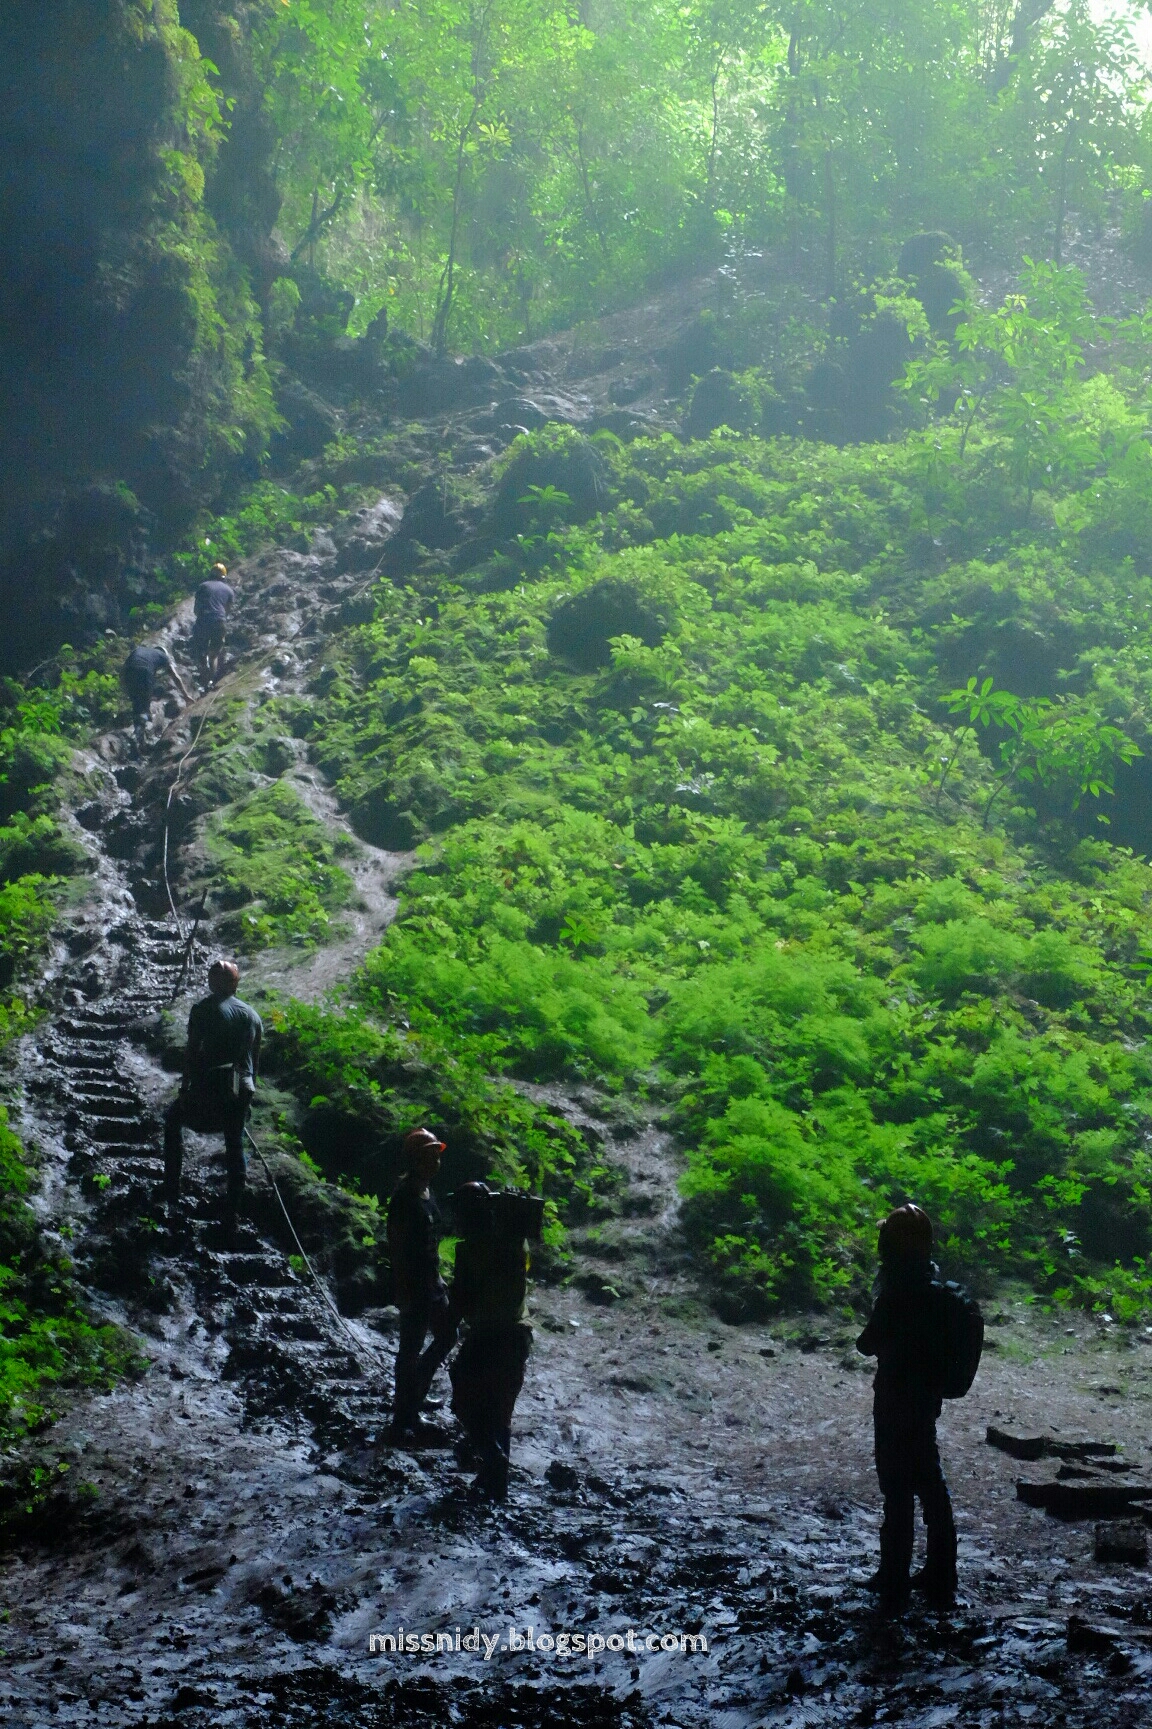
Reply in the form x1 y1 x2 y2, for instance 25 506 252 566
333 494 403 572
273 377 343 462
1067 1614 1119 1654
988 1426 1119 1462
255 1577 339 1643
1017 1479 1152 1519
396 354 507 417
544 1460 580 1492
1095 1522 1149 1565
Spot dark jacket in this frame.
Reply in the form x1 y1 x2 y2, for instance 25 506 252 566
194 578 235 621
186 993 262 1090
451 1227 528 1332
857 1256 953 1410
388 1174 444 1306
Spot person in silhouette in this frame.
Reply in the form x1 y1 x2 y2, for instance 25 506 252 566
448 1182 537 1500
386 1127 457 1442
163 959 262 1228
857 1204 959 1608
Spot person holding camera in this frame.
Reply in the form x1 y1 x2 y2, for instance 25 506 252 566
448 1182 542 1500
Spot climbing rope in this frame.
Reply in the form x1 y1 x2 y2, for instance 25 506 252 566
244 1126 388 1373
161 691 219 943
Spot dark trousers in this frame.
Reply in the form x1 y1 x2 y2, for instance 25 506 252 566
124 673 155 743
450 1323 531 1497
874 1396 957 1594
163 1084 250 1209
392 1288 458 1430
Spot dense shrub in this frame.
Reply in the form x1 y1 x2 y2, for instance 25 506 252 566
272 288 1152 1317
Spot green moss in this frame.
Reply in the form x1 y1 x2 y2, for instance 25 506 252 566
202 780 355 952
0 1105 141 1465
254 318 1152 1317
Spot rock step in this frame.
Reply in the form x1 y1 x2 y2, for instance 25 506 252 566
74 1096 142 1117
96 1139 160 1160
58 1020 132 1041
86 1118 152 1144
288 1348 365 1378
110 1156 165 1179
256 1316 328 1343
237 1288 303 1312
53 1047 118 1070
202 1254 297 1287
318 1380 387 1401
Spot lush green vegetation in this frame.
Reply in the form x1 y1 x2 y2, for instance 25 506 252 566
10 0 1152 669
11 0 1152 1371
246 0 1152 347
202 781 356 953
243 260 1152 1318
0 1108 140 1449
0 665 145 1476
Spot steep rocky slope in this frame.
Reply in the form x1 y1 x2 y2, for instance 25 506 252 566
5 396 1152 1727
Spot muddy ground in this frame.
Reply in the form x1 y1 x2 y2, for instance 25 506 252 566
6 271 1152 1729
6 1275 1152 1728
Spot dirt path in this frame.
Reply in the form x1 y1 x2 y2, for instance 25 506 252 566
6 404 1152 1729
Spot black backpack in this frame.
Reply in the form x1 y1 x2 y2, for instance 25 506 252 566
938 1280 984 1399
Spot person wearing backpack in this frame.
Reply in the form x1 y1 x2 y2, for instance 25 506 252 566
856 1203 983 1609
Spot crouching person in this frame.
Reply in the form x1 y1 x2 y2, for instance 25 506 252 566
449 1183 542 1501
857 1204 983 1609
163 960 262 1229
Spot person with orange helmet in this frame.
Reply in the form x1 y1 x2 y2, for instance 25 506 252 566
191 561 235 689
385 1126 458 1442
856 1203 965 1608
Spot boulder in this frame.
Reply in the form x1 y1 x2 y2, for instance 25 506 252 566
334 495 403 572
988 1425 1119 1462
1095 1522 1149 1565
272 376 342 463
396 354 507 417
382 481 478 572
683 368 758 439
547 574 672 671
490 427 610 538
1017 1478 1152 1520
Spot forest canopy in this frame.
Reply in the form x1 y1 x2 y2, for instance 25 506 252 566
248 0 1152 346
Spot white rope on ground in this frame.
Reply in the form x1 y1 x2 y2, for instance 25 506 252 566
244 1126 388 1372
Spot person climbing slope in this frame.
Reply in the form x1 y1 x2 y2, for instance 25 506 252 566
121 642 190 749
386 1127 458 1443
163 959 262 1231
856 1203 983 1609
191 561 235 689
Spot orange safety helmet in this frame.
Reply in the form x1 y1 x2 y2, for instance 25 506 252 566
210 561 229 579
402 1126 446 1162
878 1203 933 1260
207 958 240 994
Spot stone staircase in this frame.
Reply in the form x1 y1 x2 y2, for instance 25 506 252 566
26 913 395 1462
